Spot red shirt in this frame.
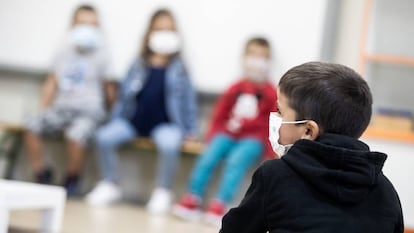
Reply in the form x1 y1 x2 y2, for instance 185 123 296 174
206 79 278 159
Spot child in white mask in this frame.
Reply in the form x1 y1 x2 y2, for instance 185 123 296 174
268 112 308 156
173 37 277 227
221 62 403 233
85 9 198 216
243 52 271 82
24 4 115 196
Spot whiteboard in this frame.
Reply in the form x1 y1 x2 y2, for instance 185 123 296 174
0 0 327 93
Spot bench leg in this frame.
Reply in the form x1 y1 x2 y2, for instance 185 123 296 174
0 130 23 179
5 132 23 179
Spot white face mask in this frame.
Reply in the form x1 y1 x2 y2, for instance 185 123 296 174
269 112 308 157
149 30 181 55
70 24 102 52
244 56 270 82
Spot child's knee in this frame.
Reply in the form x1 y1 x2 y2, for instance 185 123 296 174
225 151 259 171
157 139 181 156
94 125 124 148
153 127 183 152
25 115 46 136
94 127 112 146
65 118 96 146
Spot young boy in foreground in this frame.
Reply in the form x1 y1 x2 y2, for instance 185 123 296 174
220 62 404 233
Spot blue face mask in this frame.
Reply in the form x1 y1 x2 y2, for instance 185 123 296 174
70 24 102 52
268 112 308 157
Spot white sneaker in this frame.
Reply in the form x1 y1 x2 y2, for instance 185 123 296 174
203 212 223 228
146 188 172 215
85 180 122 206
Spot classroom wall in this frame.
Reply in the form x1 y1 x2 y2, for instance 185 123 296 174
363 139 414 228
0 71 42 124
335 0 414 228
0 0 328 123
333 0 364 69
0 0 328 93
334 0 414 114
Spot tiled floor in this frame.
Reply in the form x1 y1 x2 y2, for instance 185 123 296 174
9 200 219 233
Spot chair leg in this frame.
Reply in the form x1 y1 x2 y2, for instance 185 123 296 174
0 197 10 233
41 190 66 233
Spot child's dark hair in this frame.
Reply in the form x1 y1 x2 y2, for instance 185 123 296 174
245 37 271 55
279 62 372 138
71 4 97 25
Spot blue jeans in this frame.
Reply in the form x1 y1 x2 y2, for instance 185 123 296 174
95 118 183 189
188 134 263 203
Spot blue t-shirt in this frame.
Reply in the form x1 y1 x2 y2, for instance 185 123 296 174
131 66 169 136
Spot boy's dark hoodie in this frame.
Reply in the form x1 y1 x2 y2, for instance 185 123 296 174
220 133 404 233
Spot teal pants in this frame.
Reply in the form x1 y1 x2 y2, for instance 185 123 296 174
188 134 263 203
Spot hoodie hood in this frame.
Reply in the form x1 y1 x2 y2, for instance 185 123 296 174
282 133 387 204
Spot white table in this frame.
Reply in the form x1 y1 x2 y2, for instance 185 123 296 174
0 179 66 233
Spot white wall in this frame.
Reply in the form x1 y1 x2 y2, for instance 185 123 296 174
0 0 328 93
336 0 414 228
334 0 364 69
363 138 414 228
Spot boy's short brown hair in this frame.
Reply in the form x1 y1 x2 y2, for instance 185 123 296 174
279 62 372 138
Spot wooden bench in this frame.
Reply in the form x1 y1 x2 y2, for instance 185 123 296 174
0 122 204 179
132 137 204 155
0 122 204 153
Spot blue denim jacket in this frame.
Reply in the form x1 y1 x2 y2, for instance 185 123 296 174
111 57 198 136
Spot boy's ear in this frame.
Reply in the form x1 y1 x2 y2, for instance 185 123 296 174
302 120 320 140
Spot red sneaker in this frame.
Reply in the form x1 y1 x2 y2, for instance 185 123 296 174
204 199 226 227
172 193 202 221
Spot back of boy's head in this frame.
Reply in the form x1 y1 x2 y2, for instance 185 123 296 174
279 62 372 138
